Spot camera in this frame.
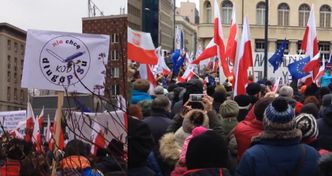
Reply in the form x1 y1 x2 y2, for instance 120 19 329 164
189 94 204 102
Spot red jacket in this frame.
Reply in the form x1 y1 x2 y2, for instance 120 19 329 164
234 112 263 161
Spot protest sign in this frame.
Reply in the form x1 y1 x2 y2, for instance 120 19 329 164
0 111 26 133
21 29 110 94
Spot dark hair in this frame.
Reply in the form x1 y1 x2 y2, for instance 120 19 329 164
254 97 275 121
304 96 320 108
64 139 88 157
128 105 143 120
189 111 205 126
151 96 170 111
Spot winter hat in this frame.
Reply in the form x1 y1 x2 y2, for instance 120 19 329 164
133 79 150 92
234 95 251 109
219 100 239 118
278 86 294 97
186 130 229 169
300 103 319 119
322 94 332 107
295 113 318 140
263 98 296 131
154 86 166 95
246 82 261 96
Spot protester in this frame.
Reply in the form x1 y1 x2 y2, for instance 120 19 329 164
233 95 252 122
236 98 320 176
219 100 239 134
246 82 262 104
317 101 332 151
131 79 153 104
320 63 332 87
278 85 303 114
295 113 319 149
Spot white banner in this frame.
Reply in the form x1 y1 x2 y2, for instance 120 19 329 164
66 111 126 146
0 111 26 132
21 29 110 94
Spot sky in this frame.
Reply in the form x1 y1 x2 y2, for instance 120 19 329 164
176 0 200 11
0 0 127 33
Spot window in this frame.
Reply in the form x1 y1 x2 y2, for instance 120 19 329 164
297 40 303 54
14 72 17 83
255 39 265 52
111 50 118 61
320 5 331 28
14 88 17 100
222 0 233 24
20 44 24 55
319 42 330 60
112 33 119 43
299 4 310 27
7 40 11 50
205 1 212 23
14 42 18 53
256 2 266 25
278 3 289 26
276 40 289 54
7 87 10 101
111 67 120 78
111 84 120 95
7 71 11 82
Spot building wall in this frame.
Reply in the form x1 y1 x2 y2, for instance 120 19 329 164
175 15 197 52
82 15 128 99
199 0 332 57
128 0 142 30
178 1 199 24
159 0 175 50
0 23 27 111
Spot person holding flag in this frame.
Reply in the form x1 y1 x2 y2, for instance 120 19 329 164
320 63 332 87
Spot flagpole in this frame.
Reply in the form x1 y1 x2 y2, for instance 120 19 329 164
263 0 269 79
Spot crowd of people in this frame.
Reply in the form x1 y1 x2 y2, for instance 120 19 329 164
128 67 332 175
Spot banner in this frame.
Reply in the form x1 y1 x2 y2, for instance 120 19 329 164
21 29 110 94
0 111 26 132
66 111 126 146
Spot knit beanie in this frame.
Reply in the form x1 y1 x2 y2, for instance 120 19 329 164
295 113 318 140
219 100 239 118
263 98 295 131
246 82 261 96
234 95 251 109
186 130 229 169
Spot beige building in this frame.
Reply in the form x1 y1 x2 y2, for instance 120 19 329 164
199 0 332 60
159 0 175 50
176 0 199 24
175 15 197 52
128 0 142 30
0 23 27 111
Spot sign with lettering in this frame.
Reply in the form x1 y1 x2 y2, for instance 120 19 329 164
0 111 26 132
21 29 110 94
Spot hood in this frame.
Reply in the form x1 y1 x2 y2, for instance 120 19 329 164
159 133 181 165
131 90 152 104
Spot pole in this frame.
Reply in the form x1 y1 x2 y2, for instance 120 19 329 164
51 91 64 176
263 0 269 79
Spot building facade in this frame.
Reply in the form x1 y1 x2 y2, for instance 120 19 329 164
82 15 128 99
176 0 199 24
199 0 332 60
128 0 142 30
175 15 197 53
0 23 27 111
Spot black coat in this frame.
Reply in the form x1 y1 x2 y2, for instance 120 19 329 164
143 111 172 145
317 105 332 151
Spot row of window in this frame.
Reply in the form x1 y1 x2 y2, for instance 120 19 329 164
7 87 25 102
7 40 24 55
255 39 331 59
204 1 331 28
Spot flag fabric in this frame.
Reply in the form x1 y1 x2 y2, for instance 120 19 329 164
25 102 35 142
90 122 106 155
191 39 217 65
214 0 231 80
37 107 44 129
128 27 158 64
288 56 311 80
154 47 171 76
225 5 237 65
315 55 325 83
304 52 320 74
269 40 286 73
46 115 51 142
175 26 184 50
178 65 195 83
300 4 319 78
272 77 281 93
234 17 253 96
172 52 186 76
139 64 157 86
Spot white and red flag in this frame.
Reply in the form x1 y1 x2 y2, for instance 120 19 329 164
234 17 253 96
128 27 158 65
214 0 231 81
24 102 35 142
225 5 237 65
191 39 217 65
154 46 171 75
301 4 319 79
315 55 325 84
90 122 106 155
178 65 195 83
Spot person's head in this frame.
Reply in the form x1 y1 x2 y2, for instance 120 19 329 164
219 100 239 118
304 96 320 108
304 83 319 97
154 86 167 96
322 94 332 108
182 110 209 133
6 138 25 160
128 104 143 120
254 97 275 121
151 95 171 112
133 79 150 92
186 130 229 169
107 139 124 158
300 103 319 119
319 87 330 100
64 139 88 157
246 82 262 104
234 95 252 121
295 113 318 143
137 100 152 117
278 86 294 98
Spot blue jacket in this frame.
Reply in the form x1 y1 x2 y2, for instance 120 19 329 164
320 71 332 87
236 139 319 176
131 90 152 104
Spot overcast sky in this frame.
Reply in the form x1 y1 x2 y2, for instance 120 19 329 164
0 0 127 33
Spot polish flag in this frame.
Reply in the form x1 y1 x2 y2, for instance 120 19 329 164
272 77 281 93
128 27 158 65
178 65 195 83
304 52 320 77
301 4 319 78
154 47 171 76
37 107 44 128
91 122 106 155
225 5 237 65
139 64 157 86
45 115 51 142
214 0 231 80
24 102 35 142
315 55 325 83
49 122 65 150
191 39 217 65
32 109 41 151
234 17 253 96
